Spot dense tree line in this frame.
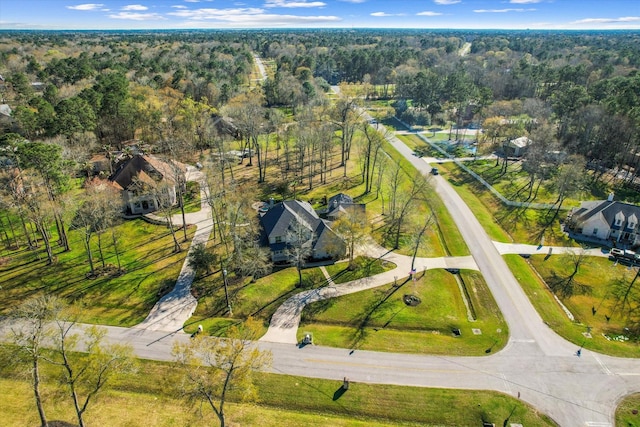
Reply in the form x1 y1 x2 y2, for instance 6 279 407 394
1 29 639 279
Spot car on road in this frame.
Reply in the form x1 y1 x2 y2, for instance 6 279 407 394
431 167 439 175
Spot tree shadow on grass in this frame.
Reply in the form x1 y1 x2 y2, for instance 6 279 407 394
347 277 411 350
547 270 591 298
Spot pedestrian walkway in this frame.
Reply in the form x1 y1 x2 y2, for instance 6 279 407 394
492 241 610 257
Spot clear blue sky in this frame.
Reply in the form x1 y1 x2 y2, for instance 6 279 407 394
1 0 639 30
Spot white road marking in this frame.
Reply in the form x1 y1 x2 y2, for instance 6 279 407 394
593 355 612 375
500 373 512 395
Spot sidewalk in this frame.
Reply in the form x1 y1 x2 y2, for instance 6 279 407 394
259 239 611 344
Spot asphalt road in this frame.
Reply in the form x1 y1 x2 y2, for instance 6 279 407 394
89 123 640 427
3 83 639 427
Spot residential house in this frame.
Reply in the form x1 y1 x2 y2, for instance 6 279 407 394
260 200 346 263
324 193 366 220
109 154 185 215
504 136 531 157
565 194 640 248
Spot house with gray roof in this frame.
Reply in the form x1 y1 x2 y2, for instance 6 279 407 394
324 193 366 220
260 200 346 263
566 194 640 248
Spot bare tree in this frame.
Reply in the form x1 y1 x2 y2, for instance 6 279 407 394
47 321 136 427
359 122 385 194
331 93 364 177
332 206 370 268
285 221 314 287
548 248 590 297
149 180 182 253
3 295 65 427
172 318 272 427
386 167 430 249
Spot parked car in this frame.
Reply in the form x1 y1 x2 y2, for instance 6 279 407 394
610 248 625 258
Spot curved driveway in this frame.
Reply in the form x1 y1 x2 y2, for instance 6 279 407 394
4 87 639 425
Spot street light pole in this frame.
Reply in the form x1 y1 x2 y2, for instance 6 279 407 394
222 268 232 316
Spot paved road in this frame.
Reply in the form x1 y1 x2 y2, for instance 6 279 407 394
371 120 640 426
4 101 640 425
253 54 268 82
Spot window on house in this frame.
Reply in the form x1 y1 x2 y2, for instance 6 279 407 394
593 228 598 235
275 236 282 243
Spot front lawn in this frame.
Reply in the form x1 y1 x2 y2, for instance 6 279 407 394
0 219 194 326
300 269 508 355
186 265 329 336
506 254 640 357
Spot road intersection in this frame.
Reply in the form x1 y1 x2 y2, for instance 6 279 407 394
125 124 640 426
3 115 639 426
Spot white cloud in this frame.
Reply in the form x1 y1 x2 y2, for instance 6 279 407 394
122 4 148 11
417 11 442 16
371 12 405 17
264 0 326 7
339 0 366 3
510 0 541 3
172 5 187 8
169 7 340 27
434 0 460 5
108 12 167 20
571 16 640 25
169 7 266 18
66 3 104 11
474 8 536 13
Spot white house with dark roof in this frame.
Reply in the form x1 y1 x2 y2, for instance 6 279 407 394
260 200 346 263
566 195 640 248
109 154 185 215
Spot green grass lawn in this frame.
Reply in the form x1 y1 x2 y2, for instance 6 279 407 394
616 393 640 427
0 219 194 326
171 181 201 214
325 257 395 284
0 356 556 427
377 136 469 257
506 254 640 357
300 269 508 356
439 160 575 246
186 264 330 336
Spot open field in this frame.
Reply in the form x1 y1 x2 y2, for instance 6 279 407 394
0 357 557 427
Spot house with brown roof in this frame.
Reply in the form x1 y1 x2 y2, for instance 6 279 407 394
109 154 185 215
565 194 640 249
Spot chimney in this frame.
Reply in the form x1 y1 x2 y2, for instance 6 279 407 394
607 193 614 202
